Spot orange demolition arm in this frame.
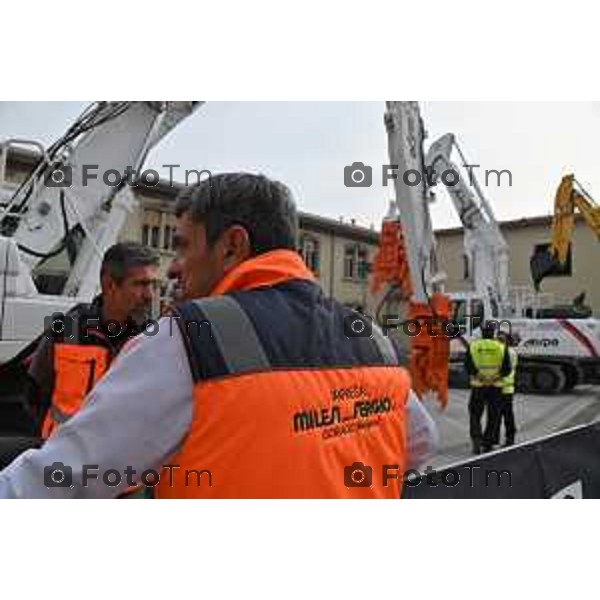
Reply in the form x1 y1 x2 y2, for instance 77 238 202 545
371 219 414 299
371 219 450 409
408 293 450 409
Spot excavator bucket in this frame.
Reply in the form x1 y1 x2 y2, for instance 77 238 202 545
530 247 561 291
530 243 572 291
531 174 581 290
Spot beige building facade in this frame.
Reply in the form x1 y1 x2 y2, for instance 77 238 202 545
127 182 380 307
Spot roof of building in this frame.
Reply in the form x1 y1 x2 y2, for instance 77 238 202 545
434 213 589 236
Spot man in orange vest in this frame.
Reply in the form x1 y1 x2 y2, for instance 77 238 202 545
28 242 160 438
0 173 438 498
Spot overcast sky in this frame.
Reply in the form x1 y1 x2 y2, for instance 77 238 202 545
1 101 599 230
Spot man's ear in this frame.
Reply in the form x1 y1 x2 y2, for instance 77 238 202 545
222 225 251 269
100 273 117 296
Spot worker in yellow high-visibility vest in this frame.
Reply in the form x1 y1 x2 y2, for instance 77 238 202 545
464 322 511 454
497 332 519 447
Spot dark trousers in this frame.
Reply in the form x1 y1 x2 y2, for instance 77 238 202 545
498 393 517 444
469 386 502 451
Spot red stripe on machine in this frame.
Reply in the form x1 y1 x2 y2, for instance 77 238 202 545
558 319 598 358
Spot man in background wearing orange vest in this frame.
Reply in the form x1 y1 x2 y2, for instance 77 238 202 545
28 242 160 438
0 173 438 498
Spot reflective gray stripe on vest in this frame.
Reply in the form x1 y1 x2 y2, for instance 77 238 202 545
371 325 399 366
193 296 270 374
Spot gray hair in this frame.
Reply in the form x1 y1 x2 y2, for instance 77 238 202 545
100 242 160 283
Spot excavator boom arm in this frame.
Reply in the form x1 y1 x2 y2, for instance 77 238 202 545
573 191 600 239
549 174 577 265
532 174 600 289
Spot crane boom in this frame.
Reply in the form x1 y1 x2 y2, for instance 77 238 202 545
0 101 202 360
383 101 445 302
1 102 202 284
371 102 450 407
425 133 511 317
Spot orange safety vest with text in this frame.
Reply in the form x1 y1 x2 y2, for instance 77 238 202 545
154 250 411 499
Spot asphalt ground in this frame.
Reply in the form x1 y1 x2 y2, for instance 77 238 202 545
423 385 600 469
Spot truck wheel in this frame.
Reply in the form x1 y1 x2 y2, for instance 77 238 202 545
561 365 580 392
448 364 470 389
532 365 567 395
516 370 534 394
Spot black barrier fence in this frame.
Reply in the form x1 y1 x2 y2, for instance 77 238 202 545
403 421 600 499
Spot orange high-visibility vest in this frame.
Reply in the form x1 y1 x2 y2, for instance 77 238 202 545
41 343 111 439
154 250 411 499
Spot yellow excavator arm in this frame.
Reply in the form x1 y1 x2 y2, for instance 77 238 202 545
531 174 600 289
572 182 600 235
550 174 600 263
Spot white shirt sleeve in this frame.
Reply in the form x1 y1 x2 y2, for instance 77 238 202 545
405 390 439 471
0 317 194 499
